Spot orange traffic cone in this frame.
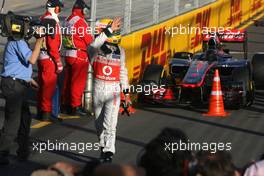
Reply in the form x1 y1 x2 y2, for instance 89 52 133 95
203 69 229 117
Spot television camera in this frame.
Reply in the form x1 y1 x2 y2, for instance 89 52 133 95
0 11 56 40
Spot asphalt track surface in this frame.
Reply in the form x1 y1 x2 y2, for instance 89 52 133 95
0 4 263 176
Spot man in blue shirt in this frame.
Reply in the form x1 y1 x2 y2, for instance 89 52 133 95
1 40 33 81
0 35 43 165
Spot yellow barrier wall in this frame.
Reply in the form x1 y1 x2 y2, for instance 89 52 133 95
121 0 264 83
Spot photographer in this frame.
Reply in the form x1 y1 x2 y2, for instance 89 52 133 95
0 29 43 165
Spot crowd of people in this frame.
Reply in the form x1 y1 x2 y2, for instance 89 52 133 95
29 128 263 176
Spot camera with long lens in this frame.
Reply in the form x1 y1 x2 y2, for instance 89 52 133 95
0 11 56 40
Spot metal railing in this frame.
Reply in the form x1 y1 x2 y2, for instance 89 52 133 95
90 0 217 34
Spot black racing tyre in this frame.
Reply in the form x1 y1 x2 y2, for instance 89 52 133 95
252 54 264 89
142 64 164 86
138 64 164 103
232 67 254 108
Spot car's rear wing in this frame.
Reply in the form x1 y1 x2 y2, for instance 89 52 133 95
202 29 248 59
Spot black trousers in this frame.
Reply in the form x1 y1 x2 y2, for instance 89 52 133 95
0 77 32 156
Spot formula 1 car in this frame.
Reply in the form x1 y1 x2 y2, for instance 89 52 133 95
140 29 255 109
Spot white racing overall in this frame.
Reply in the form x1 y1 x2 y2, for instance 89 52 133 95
92 45 129 154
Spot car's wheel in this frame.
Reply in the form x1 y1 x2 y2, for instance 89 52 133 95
252 53 264 89
142 64 164 85
232 67 254 108
139 64 164 103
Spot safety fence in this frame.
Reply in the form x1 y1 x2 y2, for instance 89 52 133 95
117 0 264 82
91 0 216 34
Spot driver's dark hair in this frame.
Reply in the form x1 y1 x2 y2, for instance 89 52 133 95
138 128 192 176
194 151 237 176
